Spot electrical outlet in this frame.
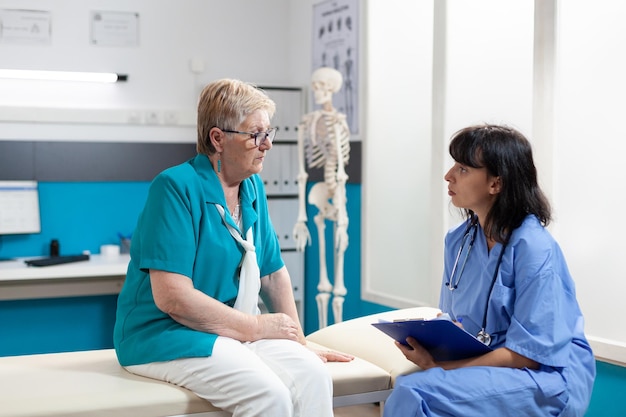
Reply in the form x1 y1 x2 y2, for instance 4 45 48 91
144 111 161 124
163 111 179 125
127 111 141 124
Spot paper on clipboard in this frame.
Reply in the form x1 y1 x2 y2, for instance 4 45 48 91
371 318 493 361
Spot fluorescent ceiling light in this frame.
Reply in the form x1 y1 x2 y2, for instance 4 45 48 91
0 69 128 83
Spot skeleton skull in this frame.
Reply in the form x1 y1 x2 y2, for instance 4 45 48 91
311 67 343 106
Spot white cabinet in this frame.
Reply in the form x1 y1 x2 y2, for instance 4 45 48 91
259 86 306 325
262 87 303 140
259 144 299 196
267 198 299 250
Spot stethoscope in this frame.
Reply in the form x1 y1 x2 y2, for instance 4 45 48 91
445 216 508 346
445 216 479 291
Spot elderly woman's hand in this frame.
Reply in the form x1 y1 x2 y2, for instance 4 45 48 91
308 346 355 363
255 313 301 341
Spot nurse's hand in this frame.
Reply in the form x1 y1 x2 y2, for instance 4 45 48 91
396 337 438 370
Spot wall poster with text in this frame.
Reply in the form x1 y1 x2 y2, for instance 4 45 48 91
312 0 359 137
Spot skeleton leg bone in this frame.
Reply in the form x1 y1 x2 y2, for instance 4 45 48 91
314 210 333 295
331 224 348 323
331 295 344 325
310 184 334 328
316 292 331 330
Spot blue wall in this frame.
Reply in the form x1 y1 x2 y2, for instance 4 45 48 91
0 182 150 258
0 181 624 415
0 181 150 356
0 295 118 356
0 181 387 321
0 181 387 348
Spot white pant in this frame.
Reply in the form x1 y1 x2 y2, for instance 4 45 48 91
125 337 333 417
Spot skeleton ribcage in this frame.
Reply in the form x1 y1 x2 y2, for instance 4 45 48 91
304 112 350 193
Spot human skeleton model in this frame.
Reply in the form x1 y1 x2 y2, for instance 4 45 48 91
293 67 351 328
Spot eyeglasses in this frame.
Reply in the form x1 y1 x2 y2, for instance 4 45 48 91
220 127 277 147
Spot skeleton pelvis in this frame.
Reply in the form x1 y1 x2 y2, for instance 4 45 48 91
308 183 338 220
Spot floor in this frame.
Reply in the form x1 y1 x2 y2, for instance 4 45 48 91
334 403 381 417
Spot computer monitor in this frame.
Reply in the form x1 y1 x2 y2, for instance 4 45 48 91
0 180 41 235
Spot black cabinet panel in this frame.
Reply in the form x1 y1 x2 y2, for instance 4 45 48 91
0 141 36 180
0 141 196 181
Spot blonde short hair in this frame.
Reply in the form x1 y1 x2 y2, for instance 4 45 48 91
196 79 276 155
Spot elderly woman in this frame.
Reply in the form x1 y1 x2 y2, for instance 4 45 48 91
114 79 352 417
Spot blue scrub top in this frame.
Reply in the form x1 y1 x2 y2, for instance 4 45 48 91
440 215 595 412
114 154 284 366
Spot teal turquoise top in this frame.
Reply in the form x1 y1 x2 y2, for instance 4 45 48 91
114 154 284 366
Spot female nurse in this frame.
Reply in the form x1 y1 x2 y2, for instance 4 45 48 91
383 124 595 416
114 79 353 417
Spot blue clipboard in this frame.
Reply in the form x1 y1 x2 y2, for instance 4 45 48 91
371 319 493 361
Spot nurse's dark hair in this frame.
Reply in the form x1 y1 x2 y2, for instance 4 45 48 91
449 124 552 243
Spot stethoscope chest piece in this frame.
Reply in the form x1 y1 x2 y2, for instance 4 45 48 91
476 329 492 346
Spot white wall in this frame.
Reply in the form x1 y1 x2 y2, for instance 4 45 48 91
360 0 626 363
361 1 435 307
0 0 292 142
554 0 626 361
361 0 535 308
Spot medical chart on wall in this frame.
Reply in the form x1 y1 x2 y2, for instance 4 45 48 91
312 0 359 137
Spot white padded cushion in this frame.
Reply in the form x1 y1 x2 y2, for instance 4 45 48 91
306 306 441 384
0 349 223 417
306 341 391 396
0 307 440 416
0 344 394 416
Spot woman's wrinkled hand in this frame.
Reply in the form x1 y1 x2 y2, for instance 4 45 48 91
308 345 355 363
255 313 300 341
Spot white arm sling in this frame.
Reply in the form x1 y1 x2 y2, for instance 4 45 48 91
215 204 261 315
